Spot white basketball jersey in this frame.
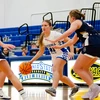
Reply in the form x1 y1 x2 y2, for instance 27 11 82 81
43 31 68 63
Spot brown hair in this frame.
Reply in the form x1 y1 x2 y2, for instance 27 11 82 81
69 9 85 20
21 46 27 50
38 20 52 47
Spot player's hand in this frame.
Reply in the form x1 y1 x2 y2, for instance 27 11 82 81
22 52 26 56
68 52 74 60
2 44 16 50
26 61 32 66
28 60 33 64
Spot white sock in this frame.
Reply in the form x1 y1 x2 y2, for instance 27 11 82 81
89 83 98 89
19 89 27 99
89 83 93 88
0 89 4 94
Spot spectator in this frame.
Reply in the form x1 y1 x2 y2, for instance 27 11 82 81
21 46 29 56
31 42 38 49
2 48 9 57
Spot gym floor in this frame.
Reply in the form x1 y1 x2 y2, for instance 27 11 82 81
1 85 100 100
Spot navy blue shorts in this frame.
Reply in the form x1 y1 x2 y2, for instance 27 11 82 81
89 35 100 45
0 52 5 59
81 45 100 57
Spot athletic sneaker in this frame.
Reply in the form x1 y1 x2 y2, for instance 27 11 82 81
69 85 80 97
0 90 10 99
21 96 29 100
82 84 100 100
45 87 56 97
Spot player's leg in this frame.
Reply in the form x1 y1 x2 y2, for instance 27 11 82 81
60 56 97 97
56 59 79 97
0 71 11 99
45 58 79 97
83 56 98 81
73 53 94 85
0 72 6 88
73 53 100 100
0 60 28 100
45 58 66 96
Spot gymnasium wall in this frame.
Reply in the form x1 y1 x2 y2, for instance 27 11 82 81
0 0 4 27
0 0 99 28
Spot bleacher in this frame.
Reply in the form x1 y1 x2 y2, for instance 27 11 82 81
0 24 41 56
0 2 100 57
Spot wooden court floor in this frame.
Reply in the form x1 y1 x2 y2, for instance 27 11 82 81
1 85 100 100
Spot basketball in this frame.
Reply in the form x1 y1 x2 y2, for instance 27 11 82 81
19 62 32 75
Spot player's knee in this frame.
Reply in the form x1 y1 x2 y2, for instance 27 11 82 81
73 67 84 74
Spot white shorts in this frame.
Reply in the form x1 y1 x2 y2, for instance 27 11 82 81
56 52 68 62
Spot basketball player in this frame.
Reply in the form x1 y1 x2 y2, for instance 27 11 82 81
28 20 79 97
0 42 28 100
46 9 100 100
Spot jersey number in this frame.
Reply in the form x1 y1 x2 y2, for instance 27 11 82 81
49 48 56 54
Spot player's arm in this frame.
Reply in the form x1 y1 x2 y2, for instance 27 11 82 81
46 20 80 43
64 37 74 53
0 41 15 50
29 46 45 64
63 37 74 59
52 34 79 49
61 34 79 48
54 20 80 42
0 41 4 47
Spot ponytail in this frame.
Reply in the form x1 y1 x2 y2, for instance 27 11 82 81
69 9 85 20
37 32 44 47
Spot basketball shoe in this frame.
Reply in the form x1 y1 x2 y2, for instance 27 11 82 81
82 84 100 100
19 89 29 100
0 89 10 99
69 85 80 97
45 87 56 97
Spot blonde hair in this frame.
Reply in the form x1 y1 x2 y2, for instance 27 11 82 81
38 32 44 47
69 9 85 20
38 20 52 47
